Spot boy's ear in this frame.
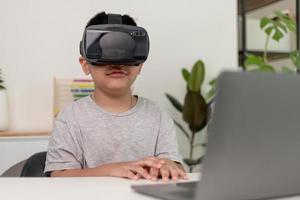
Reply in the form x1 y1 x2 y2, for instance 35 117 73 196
79 56 90 75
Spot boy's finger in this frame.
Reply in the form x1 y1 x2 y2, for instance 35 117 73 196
177 168 188 179
136 158 163 168
125 171 139 180
132 166 152 180
149 167 159 181
168 167 178 181
160 167 170 182
136 173 142 179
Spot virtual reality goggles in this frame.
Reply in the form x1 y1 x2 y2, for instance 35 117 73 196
80 14 150 66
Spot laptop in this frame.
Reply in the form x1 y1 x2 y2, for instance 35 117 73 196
132 71 300 200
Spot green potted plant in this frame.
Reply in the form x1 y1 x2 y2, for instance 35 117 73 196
244 11 300 72
166 60 210 172
209 11 299 103
0 68 8 131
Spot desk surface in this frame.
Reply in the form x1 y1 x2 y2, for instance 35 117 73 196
0 173 199 200
1 173 300 200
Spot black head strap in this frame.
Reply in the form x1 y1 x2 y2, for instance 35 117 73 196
107 14 122 24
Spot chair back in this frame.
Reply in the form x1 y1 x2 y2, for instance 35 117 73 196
20 151 47 177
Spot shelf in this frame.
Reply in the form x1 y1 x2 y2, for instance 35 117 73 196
239 50 291 60
238 0 299 66
0 131 50 137
238 0 283 14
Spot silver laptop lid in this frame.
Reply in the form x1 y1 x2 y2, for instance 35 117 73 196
197 71 300 200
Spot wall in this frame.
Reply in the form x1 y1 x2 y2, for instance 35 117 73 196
0 0 237 173
0 137 49 174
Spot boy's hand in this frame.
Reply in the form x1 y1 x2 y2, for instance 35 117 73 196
103 156 165 180
149 158 188 181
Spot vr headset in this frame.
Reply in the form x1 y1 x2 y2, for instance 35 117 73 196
80 14 150 66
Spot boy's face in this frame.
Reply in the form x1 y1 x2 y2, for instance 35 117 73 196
79 57 142 94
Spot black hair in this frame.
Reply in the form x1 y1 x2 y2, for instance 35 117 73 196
86 11 137 27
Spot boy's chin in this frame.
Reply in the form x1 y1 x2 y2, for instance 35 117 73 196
106 84 130 93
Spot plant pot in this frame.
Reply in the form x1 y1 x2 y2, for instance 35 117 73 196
0 89 8 130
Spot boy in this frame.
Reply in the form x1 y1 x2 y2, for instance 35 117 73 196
45 12 187 181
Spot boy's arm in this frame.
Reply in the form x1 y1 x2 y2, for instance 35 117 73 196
152 111 187 180
155 112 183 163
45 109 84 175
51 157 165 179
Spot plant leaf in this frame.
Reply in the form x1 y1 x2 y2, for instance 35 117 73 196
173 120 190 141
260 11 295 42
272 26 284 42
260 17 273 29
181 68 190 83
205 77 217 101
183 91 208 132
193 143 206 148
260 17 275 37
208 78 217 85
276 21 288 33
0 68 5 89
275 11 296 32
281 66 295 74
183 157 203 166
290 50 300 70
244 54 275 72
205 88 215 102
165 93 183 113
260 64 276 72
265 26 273 35
188 60 205 92
244 54 264 66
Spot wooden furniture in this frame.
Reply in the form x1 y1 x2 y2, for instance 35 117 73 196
0 131 50 137
238 0 284 14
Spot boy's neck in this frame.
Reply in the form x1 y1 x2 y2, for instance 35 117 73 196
91 90 136 113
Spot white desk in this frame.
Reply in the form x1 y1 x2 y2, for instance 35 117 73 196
1 173 300 200
0 173 200 200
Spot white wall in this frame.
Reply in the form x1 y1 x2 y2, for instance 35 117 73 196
0 137 49 175
0 0 237 172
0 0 237 131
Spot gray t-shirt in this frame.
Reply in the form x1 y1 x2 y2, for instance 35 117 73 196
45 96 182 173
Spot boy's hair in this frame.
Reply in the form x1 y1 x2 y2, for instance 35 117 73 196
86 12 137 27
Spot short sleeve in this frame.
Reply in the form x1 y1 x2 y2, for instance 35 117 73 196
44 107 84 174
155 111 183 164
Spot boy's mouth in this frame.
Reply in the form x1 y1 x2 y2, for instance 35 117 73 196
106 70 128 77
